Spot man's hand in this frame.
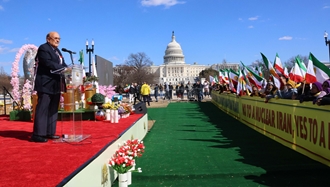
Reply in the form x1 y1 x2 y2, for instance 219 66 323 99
63 67 72 72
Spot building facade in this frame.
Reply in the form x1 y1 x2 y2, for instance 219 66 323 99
150 32 209 85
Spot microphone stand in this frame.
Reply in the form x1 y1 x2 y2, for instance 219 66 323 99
69 52 74 65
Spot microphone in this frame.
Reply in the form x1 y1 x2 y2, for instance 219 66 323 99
61 48 76 54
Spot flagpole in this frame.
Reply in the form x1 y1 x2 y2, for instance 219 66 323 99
301 80 306 95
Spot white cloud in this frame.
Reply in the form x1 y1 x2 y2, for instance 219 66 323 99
248 25 254 29
0 46 7 54
238 18 243 21
279 36 292 40
323 5 330 9
141 0 185 8
0 39 12 44
110 56 119 61
248 16 259 21
0 5 4 11
0 46 19 54
9 48 19 53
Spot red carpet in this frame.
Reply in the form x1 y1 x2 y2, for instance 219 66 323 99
0 113 143 187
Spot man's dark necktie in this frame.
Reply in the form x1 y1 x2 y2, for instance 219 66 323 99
54 49 62 64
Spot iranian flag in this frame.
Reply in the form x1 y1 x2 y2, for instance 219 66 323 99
123 84 130 93
310 53 330 83
296 56 307 78
292 57 305 83
209 75 215 86
228 69 239 86
283 66 289 78
271 74 281 89
241 62 265 89
274 53 284 75
257 66 263 77
219 69 229 84
236 69 246 95
261 53 278 78
218 69 223 84
214 74 219 84
289 66 294 80
227 70 237 92
304 55 317 84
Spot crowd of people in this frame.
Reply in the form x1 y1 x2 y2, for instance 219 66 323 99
212 75 330 106
120 80 213 105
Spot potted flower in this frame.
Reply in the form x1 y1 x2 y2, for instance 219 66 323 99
102 102 112 121
109 139 144 186
109 143 135 187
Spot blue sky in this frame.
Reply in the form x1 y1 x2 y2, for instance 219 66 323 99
1 0 330 75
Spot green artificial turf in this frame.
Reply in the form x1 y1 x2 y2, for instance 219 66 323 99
116 102 330 187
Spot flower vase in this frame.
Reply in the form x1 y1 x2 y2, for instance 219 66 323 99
110 109 115 123
118 173 128 187
105 109 111 121
114 110 119 123
127 165 135 185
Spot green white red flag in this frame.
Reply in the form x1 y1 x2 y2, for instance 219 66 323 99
261 52 278 78
274 53 284 75
292 57 305 83
304 55 317 84
241 62 265 89
309 53 330 83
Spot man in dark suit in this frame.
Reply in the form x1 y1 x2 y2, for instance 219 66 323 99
31 31 70 143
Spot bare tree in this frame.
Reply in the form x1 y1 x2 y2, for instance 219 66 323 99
0 67 12 93
199 68 218 82
284 55 308 70
124 52 157 84
113 65 136 87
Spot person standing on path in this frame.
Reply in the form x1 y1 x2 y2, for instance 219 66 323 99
141 82 151 106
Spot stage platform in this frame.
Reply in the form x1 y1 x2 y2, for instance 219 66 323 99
0 112 148 187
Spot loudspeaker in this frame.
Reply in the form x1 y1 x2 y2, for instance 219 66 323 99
134 102 147 114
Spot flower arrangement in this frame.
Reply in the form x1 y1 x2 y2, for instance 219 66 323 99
102 102 119 110
125 139 145 158
118 105 128 115
109 139 145 174
117 103 133 115
99 85 116 99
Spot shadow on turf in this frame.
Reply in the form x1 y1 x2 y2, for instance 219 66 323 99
196 102 330 187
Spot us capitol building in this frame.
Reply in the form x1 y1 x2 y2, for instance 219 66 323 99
149 32 209 85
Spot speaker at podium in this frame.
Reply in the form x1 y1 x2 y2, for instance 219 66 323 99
134 102 147 114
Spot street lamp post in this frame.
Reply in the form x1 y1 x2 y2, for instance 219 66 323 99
86 39 94 77
324 31 330 62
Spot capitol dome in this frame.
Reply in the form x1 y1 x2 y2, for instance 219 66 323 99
163 31 185 65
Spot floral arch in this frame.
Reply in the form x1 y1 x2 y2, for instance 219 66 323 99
10 44 38 110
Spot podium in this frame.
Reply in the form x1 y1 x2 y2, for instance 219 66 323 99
55 65 90 143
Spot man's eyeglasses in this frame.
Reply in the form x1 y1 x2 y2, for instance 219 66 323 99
50 37 61 41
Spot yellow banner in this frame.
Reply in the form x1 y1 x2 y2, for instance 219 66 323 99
212 93 330 166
